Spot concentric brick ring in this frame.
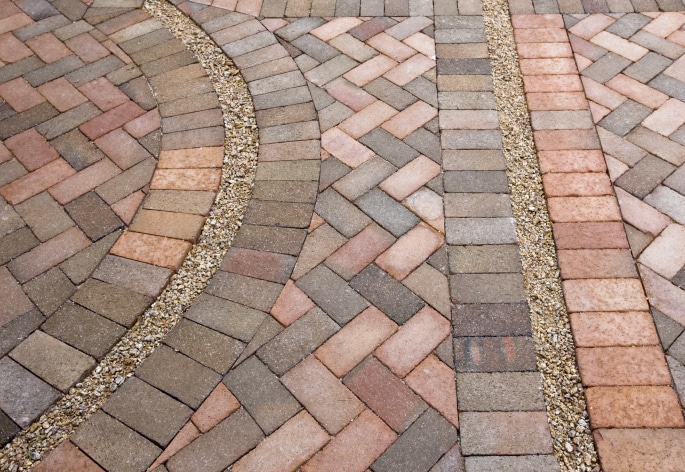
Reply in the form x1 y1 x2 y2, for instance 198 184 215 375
0 0 226 451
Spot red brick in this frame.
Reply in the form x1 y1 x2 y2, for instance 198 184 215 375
562 278 649 312
542 173 612 196
0 31 33 63
34 441 104 472
4 128 59 171
586 386 684 428
375 306 451 377
534 129 600 151
49 157 121 204
191 383 240 433
37 77 88 112
570 311 660 347
150 169 221 191
65 33 110 63
0 77 45 112
576 346 671 386
25 33 71 63
594 428 685 471
316 307 398 377
517 42 573 59
558 249 637 279
379 155 442 201
302 410 396 472
157 147 223 169
111 190 145 225
538 150 606 173
522 74 582 93
110 231 191 270
552 222 629 249
270 280 315 326
123 109 161 139
80 101 146 140
0 158 76 205
405 355 458 428
325 224 395 280
78 77 130 111
547 196 622 222
375 223 444 280
511 14 565 29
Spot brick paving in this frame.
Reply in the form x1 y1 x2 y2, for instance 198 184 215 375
2 0 685 471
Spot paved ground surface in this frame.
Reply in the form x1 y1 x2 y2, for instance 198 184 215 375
1 0 685 470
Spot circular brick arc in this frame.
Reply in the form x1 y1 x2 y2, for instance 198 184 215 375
0 0 229 449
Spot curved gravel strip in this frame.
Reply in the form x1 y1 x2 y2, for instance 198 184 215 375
0 2 258 470
482 1 599 470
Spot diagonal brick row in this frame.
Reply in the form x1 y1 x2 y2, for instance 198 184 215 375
514 13 685 470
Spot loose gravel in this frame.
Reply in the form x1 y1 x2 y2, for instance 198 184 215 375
0 2 258 470
482 0 600 470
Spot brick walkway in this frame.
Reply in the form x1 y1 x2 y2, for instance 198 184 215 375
1 0 684 470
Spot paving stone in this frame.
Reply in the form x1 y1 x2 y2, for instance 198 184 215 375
50 128 106 171
257 306 340 375
593 428 685 472
223 355 301 434
464 455 561 471
59 230 118 284
22 266 75 316
33 440 105 472
10 328 95 393
165 408 262 472
0 309 43 358
355 188 420 238
135 344 220 410
206 271 282 313
586 385 684 428
448 245 522 274
358 127 419 167
363 77 418 111
0 356 59 427
63 191 123 241
372 408 457 472
332 156 395 201
71 278 151 326
103 376 193 447
344 356 426 433
73 411 161 472
183 294 264 346
452 302 531 337
92 254 171 299
616 154 676 198
454 336 538 372
460 411 553 455
652 307 685 350
350 264 424 324
0 265 34 327
457 372 545 411
221 246 296 285
164 319 244 374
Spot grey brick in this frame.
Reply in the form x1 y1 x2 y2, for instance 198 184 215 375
457 372 545 411
276 17 326 41
405 127 442 162
103 377 193 447
596 127 646 166
10 330 95 392
118 26 175 54
60 231 119 285
0 357 59 427
259 121 320 144
73 411 161 472
431 444 465 472
372 408 458 472
605 13 650 38
42 303 125 359
13 14 70 41
434 29 487 44
460 411 553 455
438 58 492 75
66 192 123 241
0 56 44 85
223 355 301 434
626 126 685 166
256 160 320 181
355 188 419 237
599 99 652 137
234 316 283 367
404 77 438 108
243 200 313 229
434 16 484 30
336 0 361 15
0 309 44 358
444 193 513 218
438 91 497 110
305 55 358 87
64 54 125 87
581 52 631 83
206 272 282 313
23 267 75 316
251 181 317 204
222 31 279 58
319 101 354 131
448 245 522 274
631 31 685 60
443 171 509 193
359 128 420 167
71 278 152 326
615 154 676 199
232 224 307 255
454 336 538 372
464 456 561 472
96 157 156 205
452 303 532 337
252 85 312 110
257 307 339 375
624 52 672 83
450 273 526 304
350 264 424 324
445 217 518 244
360 0 385 15
36 101 101 140
14 191 71 243
166 408 263 472
0 410 19 447
364 77 418 111
248 70 307 96
296 265 368 324
316 188 371 238
136 345 220 409
291 34 340 63
164 319 244 374
442 130 502 150
333 156 396 200
0 102 59 141
308 81 336 111
649 74 685 102
184 294 267 343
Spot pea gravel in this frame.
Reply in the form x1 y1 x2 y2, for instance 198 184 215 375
0 1 258 470
482 0 600 470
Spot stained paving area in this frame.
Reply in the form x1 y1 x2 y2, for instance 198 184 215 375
1 0 685 470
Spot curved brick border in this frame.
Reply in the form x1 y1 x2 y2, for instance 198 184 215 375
513 13 685 470
0 0 227 449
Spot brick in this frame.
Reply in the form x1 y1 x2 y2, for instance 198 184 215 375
0 77 45 113
221 246 295 285
14 191 73 242
233 224 307 257
344 356 426 433
22 266 75 316
375 223 443 280
10 330 95 392
206 271 282 313
233 411 329 472
0 266 34 326
562 278 649 312
34 441 104 472
445 218 518 245
453 336 537 372
464 456 560 471
165 409 262 472
355 188 419 238
576 346 671 386
268 277 312 323
594 428 685 472
371 408 457 472
358 127 419 167
522 74 582 93
639 264 685 326
73 411 162 472
190 383 239 433
457 371 545 411
0 357 59 428
460 411 553 455
71 278 151 326
0 158 75 205
404 355 458 427
79 101 145 140
184 294 266 343
65 192 122 241
49 158 121 204
585 386 684 429
570 310 659 347
42 303 125 359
